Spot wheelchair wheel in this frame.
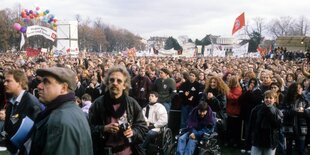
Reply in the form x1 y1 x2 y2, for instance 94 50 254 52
162 128 173 155
197 146 221 155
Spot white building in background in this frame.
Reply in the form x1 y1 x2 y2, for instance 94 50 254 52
56 21 79 56
204 37 245 57
146 36 168 50
143 35 247 57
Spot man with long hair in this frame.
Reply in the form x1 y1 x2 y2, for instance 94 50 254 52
89 65 147 155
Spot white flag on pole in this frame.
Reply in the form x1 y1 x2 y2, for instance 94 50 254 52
20 33 25 50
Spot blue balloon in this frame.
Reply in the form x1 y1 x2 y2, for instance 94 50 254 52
23 18 29 23
20 27 27 33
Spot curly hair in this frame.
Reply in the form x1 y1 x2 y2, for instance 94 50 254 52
205 76 230 95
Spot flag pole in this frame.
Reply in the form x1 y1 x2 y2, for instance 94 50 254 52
20 33 25 51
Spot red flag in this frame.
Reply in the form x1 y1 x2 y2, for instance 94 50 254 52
232 12 245 35
26 48 40 57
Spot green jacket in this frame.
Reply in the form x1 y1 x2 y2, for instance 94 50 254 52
29 101 93 155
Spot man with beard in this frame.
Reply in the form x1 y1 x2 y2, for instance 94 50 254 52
3 69 43 155
29 67 93 155
89 65 147 155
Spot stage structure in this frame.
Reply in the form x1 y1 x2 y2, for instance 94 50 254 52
56 21 79 56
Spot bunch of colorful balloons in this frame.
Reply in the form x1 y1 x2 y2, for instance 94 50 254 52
13 23 27 33
13 6 58 33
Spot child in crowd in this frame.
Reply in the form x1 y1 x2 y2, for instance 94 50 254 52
141 91 168 150
248 90 283 155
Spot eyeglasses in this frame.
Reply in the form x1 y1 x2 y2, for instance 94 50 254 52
109 78 124 84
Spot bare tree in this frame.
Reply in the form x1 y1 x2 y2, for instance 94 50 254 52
293 16 309 36
268 16 295 37
75 14 82 23
242 17 266 40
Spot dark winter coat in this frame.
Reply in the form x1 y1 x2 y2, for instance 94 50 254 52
89 94 148 155
248 104 283 149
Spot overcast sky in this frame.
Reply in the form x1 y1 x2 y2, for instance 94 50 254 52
1 0 309 40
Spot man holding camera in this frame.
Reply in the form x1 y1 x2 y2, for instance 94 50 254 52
89 65 148 155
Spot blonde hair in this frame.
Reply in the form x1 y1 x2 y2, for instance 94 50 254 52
5 69 28 90
228 75 240 89
264 90 278 102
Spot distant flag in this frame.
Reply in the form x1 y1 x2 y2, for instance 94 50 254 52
20 33 25 50
232 12 245 35
257 47 267 57
268 44 273 55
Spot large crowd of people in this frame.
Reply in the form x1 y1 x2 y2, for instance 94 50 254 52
0 50 309 155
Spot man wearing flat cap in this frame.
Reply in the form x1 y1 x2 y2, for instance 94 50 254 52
29 67 93 155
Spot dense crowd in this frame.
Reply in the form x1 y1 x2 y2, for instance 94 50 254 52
0 51 309 155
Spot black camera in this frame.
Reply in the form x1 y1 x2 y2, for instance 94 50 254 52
119 123 132 143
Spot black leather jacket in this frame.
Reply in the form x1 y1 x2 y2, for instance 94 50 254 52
89 94 147 155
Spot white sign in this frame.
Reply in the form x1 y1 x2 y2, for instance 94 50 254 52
213 49 226 57
232 43 249 57
26 25 57 42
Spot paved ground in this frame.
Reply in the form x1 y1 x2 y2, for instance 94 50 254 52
221 145 310 155
0 145 308 155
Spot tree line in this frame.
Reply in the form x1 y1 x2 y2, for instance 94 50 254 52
0 8 145 53
0 6 309 53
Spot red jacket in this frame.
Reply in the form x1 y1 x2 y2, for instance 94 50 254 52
226 86 242 116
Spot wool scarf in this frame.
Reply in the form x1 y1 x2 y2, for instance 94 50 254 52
103 92 127 118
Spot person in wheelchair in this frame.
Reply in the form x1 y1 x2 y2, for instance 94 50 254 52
176 101 216 155
141 91 168 150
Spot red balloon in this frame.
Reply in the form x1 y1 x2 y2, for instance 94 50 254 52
21 12 26 18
